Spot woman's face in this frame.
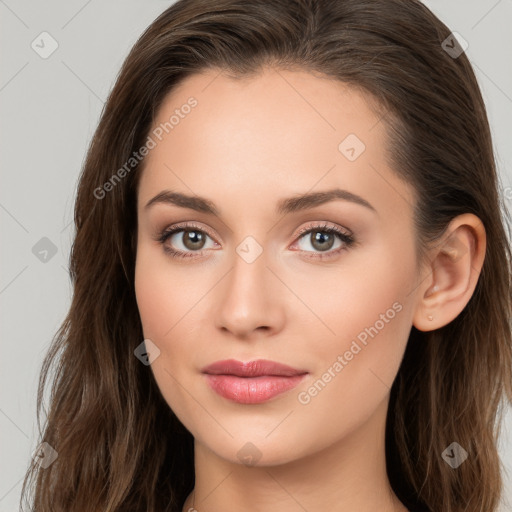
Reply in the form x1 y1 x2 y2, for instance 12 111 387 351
135 67 422 465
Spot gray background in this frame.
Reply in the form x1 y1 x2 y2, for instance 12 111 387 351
1 0 511 510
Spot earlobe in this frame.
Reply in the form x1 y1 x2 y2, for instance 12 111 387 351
412 214 486 333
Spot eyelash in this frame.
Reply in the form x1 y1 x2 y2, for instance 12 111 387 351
156 221 355 261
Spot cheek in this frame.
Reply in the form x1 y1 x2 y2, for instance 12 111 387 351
293 243 416 411
134 257 167 340
134 245 193 340
295 246 413 354
134 249 199 423
291 276 413 451
134 245 207 386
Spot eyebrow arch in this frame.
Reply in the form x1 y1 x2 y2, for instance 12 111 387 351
277 189 376 215
144 188 377 216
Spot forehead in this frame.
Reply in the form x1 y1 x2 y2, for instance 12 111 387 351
137 67 414 220
152 67 381 147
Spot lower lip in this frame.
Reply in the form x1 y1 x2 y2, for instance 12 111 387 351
204 374 307 404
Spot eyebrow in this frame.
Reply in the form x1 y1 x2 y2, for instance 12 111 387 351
144 188 377 216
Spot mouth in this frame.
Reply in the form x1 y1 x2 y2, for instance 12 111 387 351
201 359 308 404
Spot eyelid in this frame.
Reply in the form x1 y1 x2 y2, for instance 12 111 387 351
293 221 353 239
156 221 220 244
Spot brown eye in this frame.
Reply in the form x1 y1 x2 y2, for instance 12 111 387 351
157 223 218 259
180 229 207 250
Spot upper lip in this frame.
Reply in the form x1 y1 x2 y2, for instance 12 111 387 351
201 359 308 377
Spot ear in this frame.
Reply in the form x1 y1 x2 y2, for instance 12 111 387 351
412 213 486 332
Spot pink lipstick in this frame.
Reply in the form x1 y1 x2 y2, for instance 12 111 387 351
201 359 308 404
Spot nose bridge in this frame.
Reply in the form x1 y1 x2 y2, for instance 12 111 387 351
214 234 285 336
227 235 272 309
232 235 269 290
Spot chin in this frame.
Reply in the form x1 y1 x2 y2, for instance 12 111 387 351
194 428 312 468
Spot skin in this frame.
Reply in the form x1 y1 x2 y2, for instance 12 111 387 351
134 67 486 512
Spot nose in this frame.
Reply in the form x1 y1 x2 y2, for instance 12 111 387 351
214 244 286 340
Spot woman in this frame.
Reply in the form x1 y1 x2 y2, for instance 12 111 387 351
21 0 512 511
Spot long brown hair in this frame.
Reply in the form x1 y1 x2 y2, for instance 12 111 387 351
21 1 512 511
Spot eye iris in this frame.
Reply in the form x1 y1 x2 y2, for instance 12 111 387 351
311 231 335 251
183 230 205 250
